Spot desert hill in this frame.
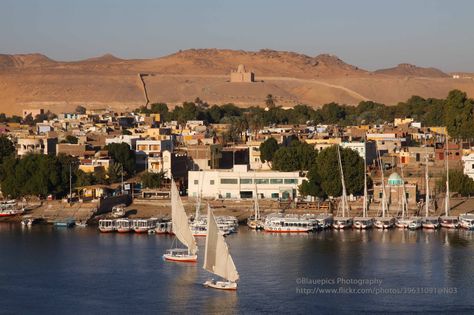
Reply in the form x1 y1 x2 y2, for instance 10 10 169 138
0 49 473 114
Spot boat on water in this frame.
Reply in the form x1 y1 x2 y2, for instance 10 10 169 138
440 135 458 229
75 220 88 227
98 219 115 232
395 218 412 229
203 205 239 290
247 171 264 230
353 217 374 229
154 220 172 234
0 200 25 217
459 213 474 230
374 149 394 230
332 145 353 230
263 213 318 233
111 204 126 218
440 216 459 229
54 219 76 228
163 179 198 263
133 218 158 233
421 216 440 229
396 157 410 229
374 217 395 229
115 218 132 233
408 217 423 230
314 214 333 229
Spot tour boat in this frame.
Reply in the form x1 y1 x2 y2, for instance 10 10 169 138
459 213 474 230
154 220 172 234
191 219 208 237
111 204 126 218
0 200 25 217
353 217 374 229
98 219 115 232
407 217 422 230
115 218 132 233
263 213 318 233
133 218 158 233
163 179 198 263
332 145 353 230
422 216 440 229
314 214 333 229
203 205 239 290
440 216 459 229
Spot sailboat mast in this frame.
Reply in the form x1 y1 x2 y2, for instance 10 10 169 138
445 132 450 217
337 145 347 217
363 137 368 217
425 137 429 218
378 149 386 217
400 156 407 218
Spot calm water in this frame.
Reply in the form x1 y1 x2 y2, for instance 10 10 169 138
1 224 473 314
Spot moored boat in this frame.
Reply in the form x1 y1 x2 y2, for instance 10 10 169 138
408 217 422 230
332 217 353 229
98 219 115 232
0 200 25 217
263 213 317 233
353 217 374 229
440 216 459 229
459 213 474 230
374 217 395 229
115 218 132 233
422 216 440 229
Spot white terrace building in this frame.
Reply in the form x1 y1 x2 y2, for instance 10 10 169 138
188 164 304 200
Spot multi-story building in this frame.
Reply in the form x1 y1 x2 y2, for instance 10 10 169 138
188 164 304 200
17 136 57 156
186 144 222 170
462 153 474 180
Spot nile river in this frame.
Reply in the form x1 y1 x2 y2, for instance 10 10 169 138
1 224 473 314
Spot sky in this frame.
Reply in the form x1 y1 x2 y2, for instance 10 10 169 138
1 0 473 72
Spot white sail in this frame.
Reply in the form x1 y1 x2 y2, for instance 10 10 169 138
171 179 198 255
203 205 239 282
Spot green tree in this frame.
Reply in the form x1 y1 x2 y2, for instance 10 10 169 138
106 143 136 176
0 136 15 165
65 135 78 144
314 146 365 197
437 169 474 196
444 90 474 140
259 137 279 163
272 147 300 171
141 171 165 188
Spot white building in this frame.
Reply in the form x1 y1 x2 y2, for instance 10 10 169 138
247 141 271 170
105 135 140 150
340 141 377 165
188 165 304 200
462 153 474 180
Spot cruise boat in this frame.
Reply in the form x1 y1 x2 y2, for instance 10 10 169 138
440 216 459 229
408 217 423 230
332 145 353 230
191 219 207 237
133 218 158 233
353 217 374 229
0 200 25 217
163 179 198 263
263 213 317 233
203 205 239 290
98 219 115 232
115 218 132 233
459 213 474 230
421 216 440 229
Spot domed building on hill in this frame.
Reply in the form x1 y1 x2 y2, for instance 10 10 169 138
373 171 418 209
230 64 255 83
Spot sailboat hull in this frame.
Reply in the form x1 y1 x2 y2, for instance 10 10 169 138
203 280 237 290
163 253 197 263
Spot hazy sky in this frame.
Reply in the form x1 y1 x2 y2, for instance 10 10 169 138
1 0 473 71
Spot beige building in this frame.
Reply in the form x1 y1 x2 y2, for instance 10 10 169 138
373 172 418 208
230 64 254 83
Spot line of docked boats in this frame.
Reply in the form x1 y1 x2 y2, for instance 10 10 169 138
0 200 25 217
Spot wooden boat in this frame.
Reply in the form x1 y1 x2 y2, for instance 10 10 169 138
163 179 198 263
203 205 239 290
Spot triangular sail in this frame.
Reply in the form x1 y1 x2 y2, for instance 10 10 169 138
203 205 239 282
171 179 197 255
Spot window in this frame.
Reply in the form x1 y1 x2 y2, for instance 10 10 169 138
284 179 297 184
406 193 409 199
240 178 252 184
271 193 279 199
379 192 383 199
270 179 283 184
194 180 198 185
225 193 231 198
210 180 215 185
221 178 238 184
255 179 269 184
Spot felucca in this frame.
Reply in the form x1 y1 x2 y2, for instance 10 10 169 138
163 179 198 262
374 149 394 229
440 134 459 229
247 171 263 230
354 137 374 230
203 205 239 290
332 145 353 229
421 142 440 229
